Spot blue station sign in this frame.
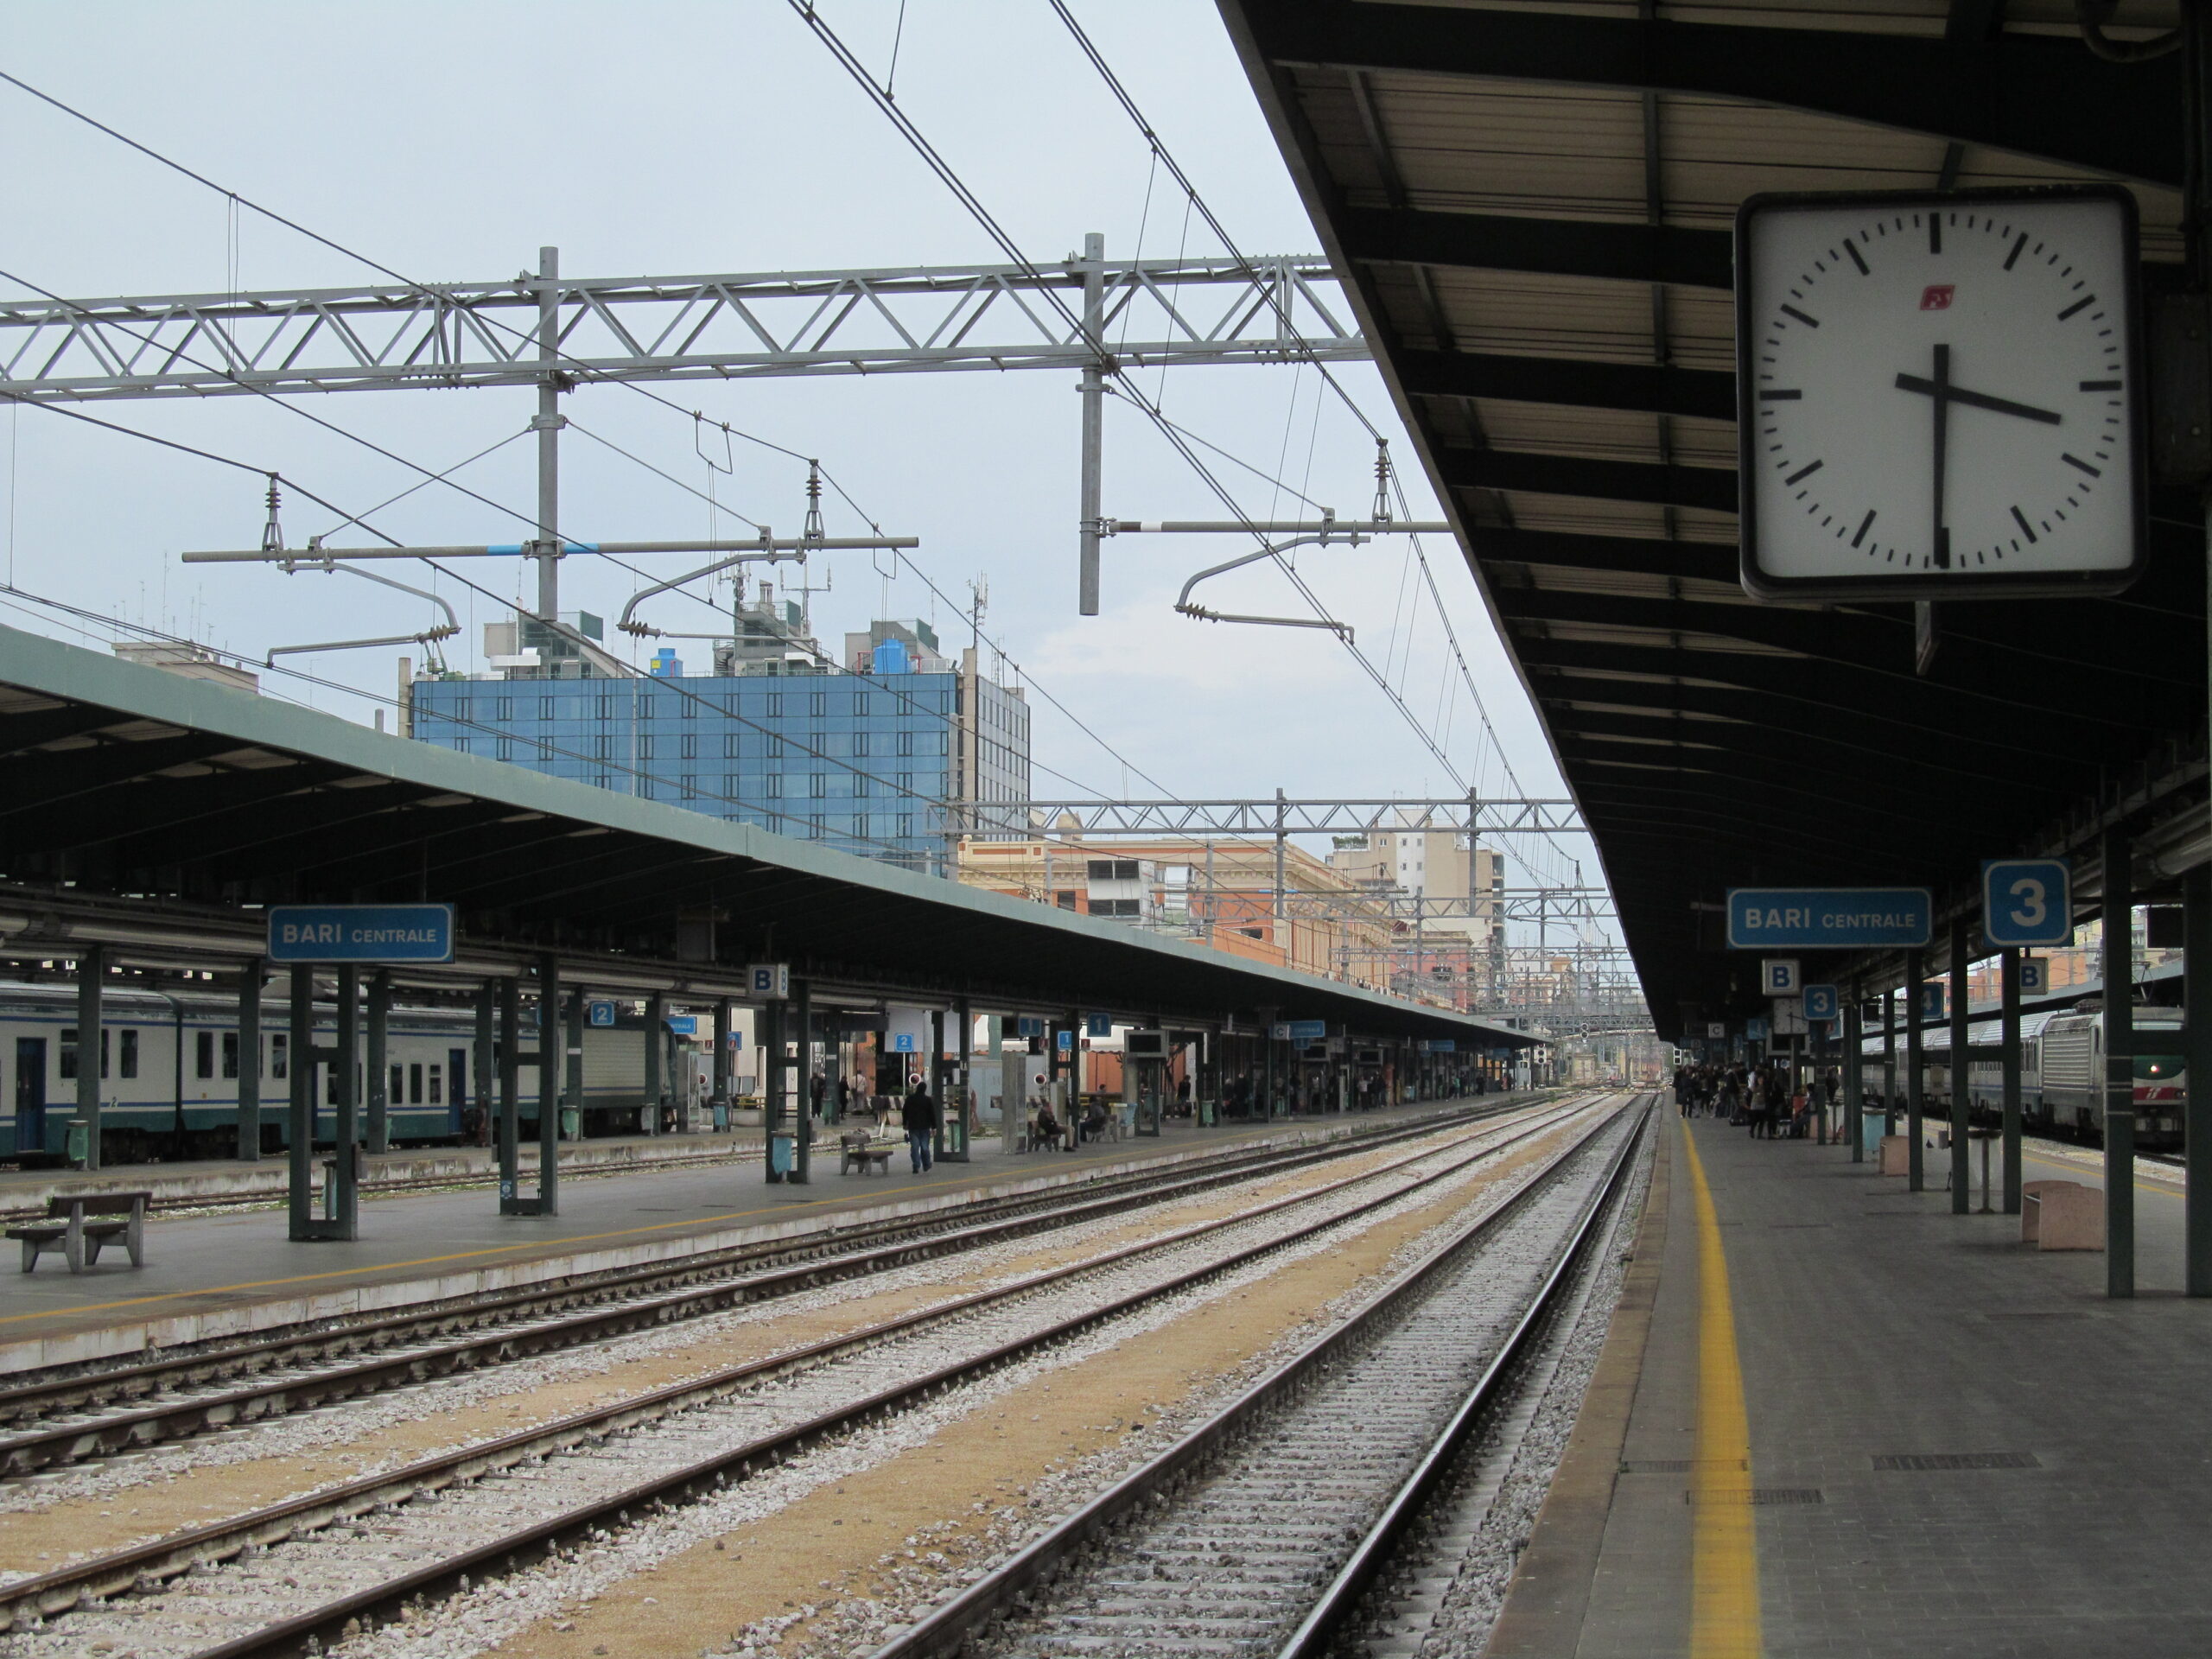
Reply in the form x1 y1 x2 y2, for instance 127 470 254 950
1726 887 1932 950
1982 858 2072 949
267 904 455 963
1287 1019 1328 1044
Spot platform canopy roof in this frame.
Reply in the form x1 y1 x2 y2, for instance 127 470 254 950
0 626 1532 1048
1219 0 2207 1036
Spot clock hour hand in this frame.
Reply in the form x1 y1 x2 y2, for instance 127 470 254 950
1893 372 2063 426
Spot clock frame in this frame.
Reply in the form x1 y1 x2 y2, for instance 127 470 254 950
1734 184 2146 602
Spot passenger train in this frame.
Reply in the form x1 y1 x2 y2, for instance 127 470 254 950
1859 1001 2187 1149
0 981 708 1165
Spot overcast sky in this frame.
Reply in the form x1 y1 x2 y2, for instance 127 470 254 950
1 1 1609 918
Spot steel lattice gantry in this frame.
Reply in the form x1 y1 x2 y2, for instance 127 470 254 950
0 253 1363 401
1217 0 2208 1038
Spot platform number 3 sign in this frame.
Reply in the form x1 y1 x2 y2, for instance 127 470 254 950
1981 858 2071 949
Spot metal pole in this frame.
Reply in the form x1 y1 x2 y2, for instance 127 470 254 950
645 991 665 1136
288 970 314 1239
2190 865 2212 1294
1881 984 1897 1137
473 980 494 1148
2001 946 2023 1215
333 964 359 1237
535 244 562 621
1077 231 1104 616
565 982 585 1139
1274 788 1288 940
536 952 560 1215
2103 825 2135 1298
75 944 104 1171
1844 978 1862 1164
714 995 734 1124
763 996 785 1183
498 975 520 1208
952 995 973 1160
1949 912 1971 1215
237 957 264 1162
365 968 391 1155
931 1007 947 1164
791 979 812 1185
1905 949 1926 1191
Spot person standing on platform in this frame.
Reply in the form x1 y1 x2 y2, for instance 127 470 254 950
902 1074 938 1173
809 1069 827 1123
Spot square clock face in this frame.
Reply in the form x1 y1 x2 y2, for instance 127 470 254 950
1736 186 2145 601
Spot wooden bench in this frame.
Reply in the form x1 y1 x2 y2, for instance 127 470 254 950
840 1133 893 1177
7 1192 150 1274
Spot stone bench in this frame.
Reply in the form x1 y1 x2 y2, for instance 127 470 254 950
2023 1179 2102 1251
6 1192 149 1273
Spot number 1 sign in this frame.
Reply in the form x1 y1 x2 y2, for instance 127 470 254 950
1983 858 2072 949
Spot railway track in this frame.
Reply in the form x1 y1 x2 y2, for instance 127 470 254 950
867 1092 1651 1659
0 1097 1550 1475
0 1092 1614 1656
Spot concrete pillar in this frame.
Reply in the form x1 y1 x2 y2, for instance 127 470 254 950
2186 862 2212 1295
948 995 973 1160
75 943 105 1171
2103 826 2135 1299
762 996 785 1185
365 968 391 1155
1949 912 1971 1215
1880 985 1897 1136
1905 950 1926 1192
645 992 665 1136
237 957 264 1162
288 969 315 1239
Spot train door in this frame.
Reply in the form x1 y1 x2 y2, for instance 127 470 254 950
15 1038 47 1155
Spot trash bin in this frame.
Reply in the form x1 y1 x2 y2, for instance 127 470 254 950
65 1116 87 1169
769 1131 795 1176
560 1107 581 1141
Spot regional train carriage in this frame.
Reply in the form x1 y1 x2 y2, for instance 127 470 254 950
0 982 475 1165
1857 1002 2186 1148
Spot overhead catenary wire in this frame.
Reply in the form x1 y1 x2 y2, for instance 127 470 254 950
785 0 1470 793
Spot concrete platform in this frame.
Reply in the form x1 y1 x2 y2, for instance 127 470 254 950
0 1095 1522 1377
1490 1113 2212 1657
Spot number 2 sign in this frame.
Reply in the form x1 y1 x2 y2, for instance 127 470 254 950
1982 859 2071 949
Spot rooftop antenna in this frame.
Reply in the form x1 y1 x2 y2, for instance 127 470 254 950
968 574 989 655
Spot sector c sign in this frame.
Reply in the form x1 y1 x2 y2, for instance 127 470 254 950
1726 887 1932 950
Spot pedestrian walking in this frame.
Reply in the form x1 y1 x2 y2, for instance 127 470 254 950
902 1073 939 1173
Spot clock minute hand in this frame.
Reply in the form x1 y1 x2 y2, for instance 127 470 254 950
1892 372 2063 426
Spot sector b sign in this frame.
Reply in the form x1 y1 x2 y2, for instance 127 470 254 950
1726 888 1931 950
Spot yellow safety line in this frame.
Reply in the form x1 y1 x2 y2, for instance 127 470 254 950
1681 1120 1763 1658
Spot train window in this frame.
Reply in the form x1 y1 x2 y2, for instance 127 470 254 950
428 1063 443 1105
195 1030 215 1080
120 1030 138 1080
270 1033 288 1080
327 1065 339 1106
390 1063 404 1105
58 1028 76 1080
221 1032 239 1080
410 1062 423 1104
100 1028 111 1079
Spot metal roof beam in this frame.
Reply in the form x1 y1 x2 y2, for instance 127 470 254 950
1440 447 1738 512
1341 207 1734 289
1251 0 2181 186
1398 347 1735 419
1471 526 1738 584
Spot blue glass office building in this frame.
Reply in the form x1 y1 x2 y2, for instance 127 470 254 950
406 609 1030 873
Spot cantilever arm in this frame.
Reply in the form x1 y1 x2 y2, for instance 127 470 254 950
1173 532 1357 639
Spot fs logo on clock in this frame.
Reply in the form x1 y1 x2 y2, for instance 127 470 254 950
1735 185 2145 602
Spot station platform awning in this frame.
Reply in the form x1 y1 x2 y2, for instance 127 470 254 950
1218 0 2205 1034
0 624 1529 1048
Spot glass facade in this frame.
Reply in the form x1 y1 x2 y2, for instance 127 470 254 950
409 668 1029 872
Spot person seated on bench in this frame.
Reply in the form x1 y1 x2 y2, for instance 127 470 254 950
9 1192 149 1274
1031 1100 1061 1152
1078 1098 1109 1143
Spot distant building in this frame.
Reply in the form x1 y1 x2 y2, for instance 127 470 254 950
1328 817 1503 952
406 579 1029 873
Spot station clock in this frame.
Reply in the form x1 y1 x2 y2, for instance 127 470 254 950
1736 186 2145 601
